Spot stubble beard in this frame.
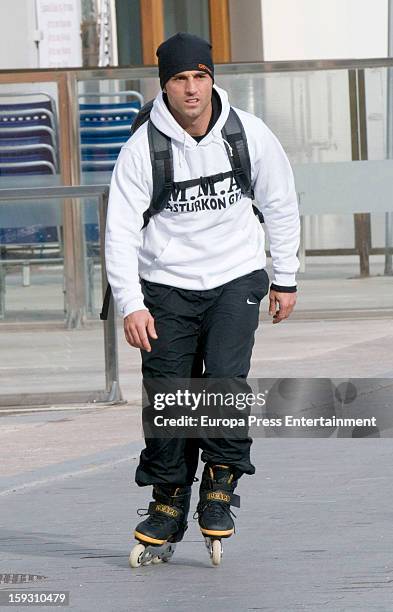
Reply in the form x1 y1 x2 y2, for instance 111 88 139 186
182 98 210 124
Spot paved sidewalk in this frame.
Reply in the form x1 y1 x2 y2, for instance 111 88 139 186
1 428 393 611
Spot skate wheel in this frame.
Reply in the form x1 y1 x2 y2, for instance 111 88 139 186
129 543 146 568
211 539 222 566
151 556 163 564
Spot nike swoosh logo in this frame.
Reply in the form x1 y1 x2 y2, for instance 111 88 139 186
247 299 257 304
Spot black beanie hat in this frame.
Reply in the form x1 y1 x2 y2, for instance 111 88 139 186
156 32 214 89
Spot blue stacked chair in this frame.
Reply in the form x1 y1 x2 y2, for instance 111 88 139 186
0 92 61 301
79 90 143 173
0 93 58 175
79 91 144 251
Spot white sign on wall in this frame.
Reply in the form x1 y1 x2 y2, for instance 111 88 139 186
36 0 82 68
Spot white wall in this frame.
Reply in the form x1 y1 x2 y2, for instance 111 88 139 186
261 0 388 61
0 0 38 69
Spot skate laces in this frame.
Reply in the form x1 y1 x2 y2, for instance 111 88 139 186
137 507 149 517
148 512 176 528
198 501 237 521
136 506 178 528
193 501 237 535
193 492 237 521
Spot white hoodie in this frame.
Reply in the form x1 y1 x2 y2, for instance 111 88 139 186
105 85 300 317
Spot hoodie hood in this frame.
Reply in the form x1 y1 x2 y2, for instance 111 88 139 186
150 84 230 149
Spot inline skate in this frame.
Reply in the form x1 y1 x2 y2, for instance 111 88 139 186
129 484 191 568
195 465 240 566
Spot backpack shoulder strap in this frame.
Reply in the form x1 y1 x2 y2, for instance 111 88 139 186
130 99 154 135
142 120 173 227
130 100 173 224
221 107 254 199
100 283 112 321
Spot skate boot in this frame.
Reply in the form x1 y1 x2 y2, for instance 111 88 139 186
195 464 240 566
129 484 191 568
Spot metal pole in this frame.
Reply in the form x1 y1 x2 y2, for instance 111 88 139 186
33 0 41 68
385 0 393 275
349 69 370 277
58 71 88 328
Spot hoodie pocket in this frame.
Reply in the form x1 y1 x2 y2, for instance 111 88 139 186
141 231 173 268
153 236 174 264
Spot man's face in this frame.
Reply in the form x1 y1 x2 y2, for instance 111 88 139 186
163 70 213 124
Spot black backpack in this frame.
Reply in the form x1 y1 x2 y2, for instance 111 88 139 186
100 100 262 320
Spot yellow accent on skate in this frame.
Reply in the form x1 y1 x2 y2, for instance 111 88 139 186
206 491 230 503
200 527 234 537
134 531 166 545
155 503 179 517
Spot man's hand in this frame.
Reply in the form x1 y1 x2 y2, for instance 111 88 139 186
268 290 297 324
123 309 158 351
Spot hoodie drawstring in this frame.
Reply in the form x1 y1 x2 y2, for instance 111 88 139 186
178 132 187 168
178 132 233 167
215 134 233 157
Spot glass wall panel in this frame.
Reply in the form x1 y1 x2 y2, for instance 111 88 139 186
216 70 352 163
0 193 105 395
76 67 392 259
1 63 391 321
364 67 393 252
365 67 388 161
217 69 355 252
0 194 102 322
78 76 160 186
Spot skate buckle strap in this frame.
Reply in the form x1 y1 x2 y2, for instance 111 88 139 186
202 490 240 508
148 501 180 518
207 491 230 503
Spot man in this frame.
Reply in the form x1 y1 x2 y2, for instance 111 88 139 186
105 32 299 561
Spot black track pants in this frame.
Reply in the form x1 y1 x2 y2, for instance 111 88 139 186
135 268 270 486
